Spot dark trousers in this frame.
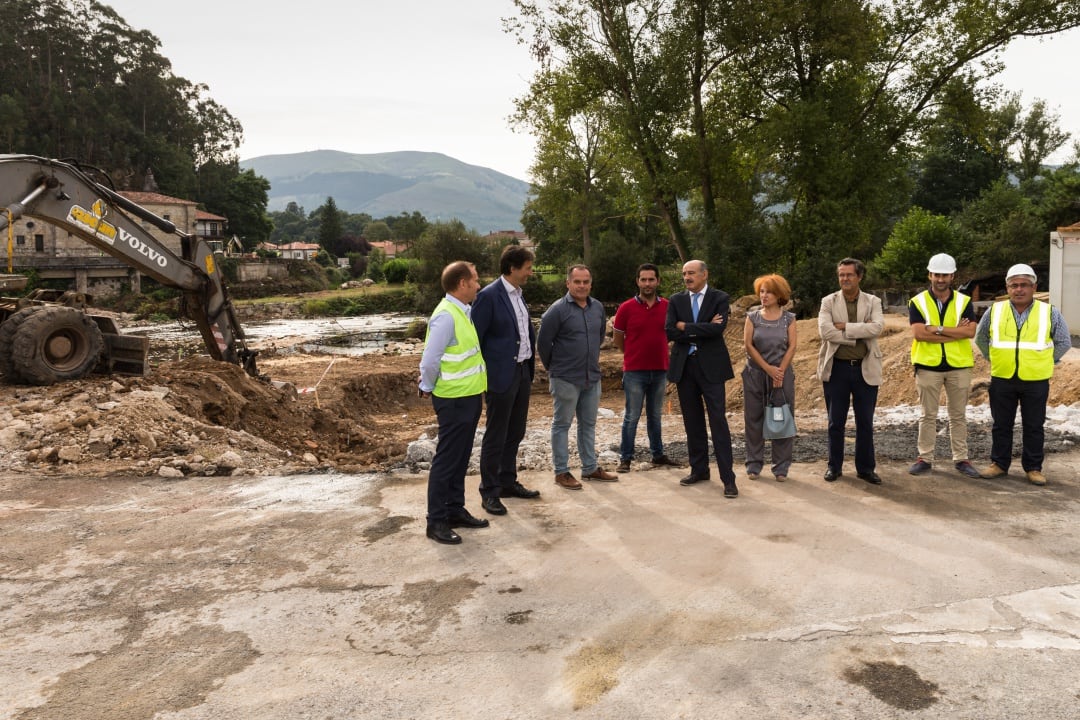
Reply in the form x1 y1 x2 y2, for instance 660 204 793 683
479 362 531 499
427 393 482 522
823 360 878 475
676 355 735 483
989 376 1049 472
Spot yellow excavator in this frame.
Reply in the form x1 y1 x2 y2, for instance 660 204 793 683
0 155 257 385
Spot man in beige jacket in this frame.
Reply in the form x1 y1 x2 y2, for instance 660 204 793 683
817 258 884 485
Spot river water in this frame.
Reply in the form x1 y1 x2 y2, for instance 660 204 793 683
125 313 423 356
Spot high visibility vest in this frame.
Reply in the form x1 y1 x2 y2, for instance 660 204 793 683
427 298 487 397
988 300 1054 381
909 290 974 368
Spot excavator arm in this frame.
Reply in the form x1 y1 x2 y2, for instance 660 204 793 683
0 154 257 377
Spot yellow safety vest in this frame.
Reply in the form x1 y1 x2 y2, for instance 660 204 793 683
988 300 1054 381
427 298 487 397
909 290 974 368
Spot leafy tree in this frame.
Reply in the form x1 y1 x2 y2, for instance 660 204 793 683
953 179 1046 271
1014 99 1071 182
384 211 429 240
363 221 392 241
872 209 960 286
912 80 1016 216
0 0 244 195
367 248 387 282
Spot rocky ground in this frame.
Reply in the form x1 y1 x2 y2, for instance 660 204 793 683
3 308 1080 480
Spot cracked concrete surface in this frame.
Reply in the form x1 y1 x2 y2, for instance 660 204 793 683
2 451 1080 718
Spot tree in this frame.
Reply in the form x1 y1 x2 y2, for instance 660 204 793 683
316 197 345 257
362 221 392 241
911 80 1016 216
1014 99 1071 182
0 0 245 196
872 209 959 286
510 0 1080 307
953 179 1045 271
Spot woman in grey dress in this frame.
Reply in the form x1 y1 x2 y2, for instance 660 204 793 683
742 274 798 481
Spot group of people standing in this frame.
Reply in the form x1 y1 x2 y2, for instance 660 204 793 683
419 248 1071 545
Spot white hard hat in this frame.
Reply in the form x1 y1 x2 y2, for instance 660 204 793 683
927 253 957 273
1005 263 1037 282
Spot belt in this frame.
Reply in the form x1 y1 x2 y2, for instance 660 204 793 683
517 359 531 367
837 358 862 366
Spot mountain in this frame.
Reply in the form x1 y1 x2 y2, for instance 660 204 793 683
240 150 530 232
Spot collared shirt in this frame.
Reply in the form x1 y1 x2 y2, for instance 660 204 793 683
418 294 472 392
537 293 606 388
975 300 1072 364
613 294 669 372
500 275 532 363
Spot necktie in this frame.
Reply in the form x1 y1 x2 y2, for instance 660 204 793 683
690 293 699 355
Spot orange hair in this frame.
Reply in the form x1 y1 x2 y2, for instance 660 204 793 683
753 274 792 306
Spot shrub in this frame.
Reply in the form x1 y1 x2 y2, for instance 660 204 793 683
382 258 415 284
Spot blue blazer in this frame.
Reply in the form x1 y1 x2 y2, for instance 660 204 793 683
472 278 536 394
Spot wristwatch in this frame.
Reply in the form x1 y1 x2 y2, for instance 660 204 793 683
934 326 944 335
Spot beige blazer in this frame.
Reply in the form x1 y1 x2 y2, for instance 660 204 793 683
817 290 884 384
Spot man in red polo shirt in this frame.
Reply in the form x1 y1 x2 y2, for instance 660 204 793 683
613 263 680 473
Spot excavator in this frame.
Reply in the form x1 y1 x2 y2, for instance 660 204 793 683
0 154 257 385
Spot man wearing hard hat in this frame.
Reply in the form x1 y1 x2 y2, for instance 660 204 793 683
974 263 1072 486
907 254 980 478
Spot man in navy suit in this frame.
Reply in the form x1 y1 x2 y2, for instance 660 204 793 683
471 245 542 515
665 260 738 497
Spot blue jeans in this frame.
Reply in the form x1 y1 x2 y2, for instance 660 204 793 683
550 377 601 475
620 370 666 461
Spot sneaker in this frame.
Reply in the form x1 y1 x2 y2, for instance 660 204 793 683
616 459 632 473
747 472 760 480
908 458 932 475
1026 470 1047 486
954 461 980 479
774 475 786 482
980 463 1007 479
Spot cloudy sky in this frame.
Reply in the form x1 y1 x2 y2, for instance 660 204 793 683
103 1 1079 181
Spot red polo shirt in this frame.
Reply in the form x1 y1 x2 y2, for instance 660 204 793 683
612 296 669 372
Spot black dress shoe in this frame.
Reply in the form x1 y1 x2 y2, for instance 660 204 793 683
504 482 541 499
426 522 461 545
447 510 490 529
679 472 710 486
723 483 738 498
482 497 508 515
857 471 883 485
823 468 840 482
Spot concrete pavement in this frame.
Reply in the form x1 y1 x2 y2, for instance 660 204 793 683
2 456 1080 718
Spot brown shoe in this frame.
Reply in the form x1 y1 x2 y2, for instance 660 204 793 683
980 463 1007 479
555 472 582 490
583 467 618 482
1026 470 1047 486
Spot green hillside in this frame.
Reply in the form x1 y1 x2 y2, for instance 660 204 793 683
241 150 529 232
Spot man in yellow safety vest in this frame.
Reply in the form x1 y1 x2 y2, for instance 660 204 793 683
907 253 980 478
974 263 1071 486
418 261 489 543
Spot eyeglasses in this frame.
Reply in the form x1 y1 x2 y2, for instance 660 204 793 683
1007 283 1034 290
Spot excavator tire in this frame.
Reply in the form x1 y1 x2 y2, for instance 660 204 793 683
0 306 44 382
10 306 105 385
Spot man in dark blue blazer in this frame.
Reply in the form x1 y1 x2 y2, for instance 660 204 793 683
471 245 542 515
665 260 738 497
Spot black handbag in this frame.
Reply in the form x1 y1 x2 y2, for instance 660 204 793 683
763 387 796 440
